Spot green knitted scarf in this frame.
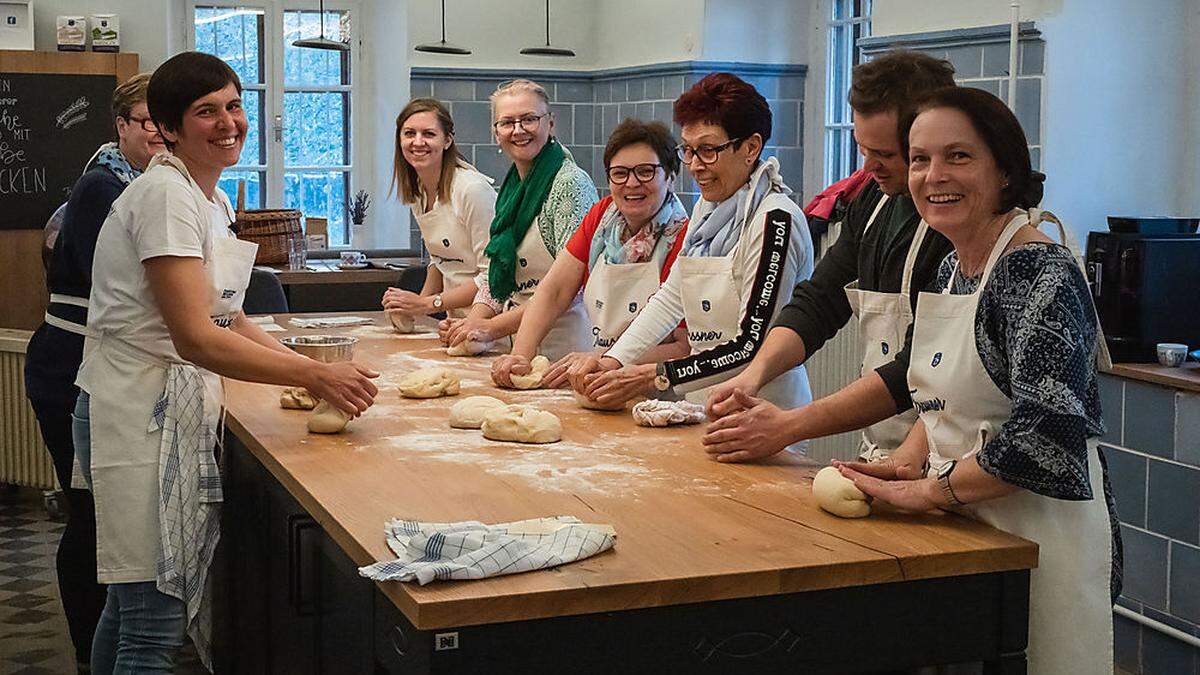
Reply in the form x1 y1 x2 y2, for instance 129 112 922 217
484 139 565 302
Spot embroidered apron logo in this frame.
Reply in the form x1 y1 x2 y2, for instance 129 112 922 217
701 300 711 311
931 351 943 367
442 238 450 247
518 257 528 268
594 299 604 310
220 289 236 299
914 397 946 413
628 302 638 313
881 341 889 355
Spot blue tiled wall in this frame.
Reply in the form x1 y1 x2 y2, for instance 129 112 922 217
411 61 806 215
1100 372 1200 674
859 23 1044 171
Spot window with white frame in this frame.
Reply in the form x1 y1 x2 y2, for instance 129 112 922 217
824 0 871 186
191 2 356 246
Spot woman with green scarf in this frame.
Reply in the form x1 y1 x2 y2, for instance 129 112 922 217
440 79 597 361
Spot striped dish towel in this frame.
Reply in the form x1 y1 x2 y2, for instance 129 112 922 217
358 516 616 585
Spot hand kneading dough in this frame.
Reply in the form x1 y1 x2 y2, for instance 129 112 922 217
307 400 351 434
504 355 550 389
280 387 318 410
481 405 562 444
398 367 460 398
449 395 507 429
447 339 493 356
632 399 706 427
812 466 870 518
573 390 626 411
387 310 415 333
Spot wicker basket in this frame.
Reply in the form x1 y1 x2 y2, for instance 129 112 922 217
233 182 303 265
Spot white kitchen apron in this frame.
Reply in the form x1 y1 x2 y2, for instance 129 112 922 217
415 192 481 319
582 255 662 350
843 194 927 461
677 191 810 411
907 212 1114 675
507 221 592 361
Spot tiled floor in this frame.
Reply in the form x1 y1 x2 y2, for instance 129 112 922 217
0 487 204 675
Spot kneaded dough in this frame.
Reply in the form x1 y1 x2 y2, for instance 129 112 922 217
573 390 626 411
447 339 493 356
504 355 551 389
632 399 707 427
449 395 508 429
307 400 351 434
398 367 461 398
280 386 318 410
812 466 870 518
387 310 415 333
481 405 562 444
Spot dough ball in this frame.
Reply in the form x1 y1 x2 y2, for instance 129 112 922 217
573 390 626 411
449 395 507 429
632 399 706 427
397 367 461 398
307 400 351 434
387 310 415 333
280 386 318 410
812 466 870 518
481 405 562 444
504 355 551 390
447 339 493 357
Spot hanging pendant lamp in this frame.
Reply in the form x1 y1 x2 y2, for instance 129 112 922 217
292 0 349 51
520 0 575 57
415 0 471 55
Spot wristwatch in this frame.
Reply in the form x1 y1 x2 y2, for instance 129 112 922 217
431 294 443 310
936 459 964 507
654 362 671 392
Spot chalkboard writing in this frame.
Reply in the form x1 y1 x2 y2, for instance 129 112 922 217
0 72 117 230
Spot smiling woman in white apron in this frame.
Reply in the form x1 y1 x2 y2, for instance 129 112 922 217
382 98 496 319
835 87 1120 674
441 79 597 361
577 73 814 416
72 52 379 673
491 119 690 390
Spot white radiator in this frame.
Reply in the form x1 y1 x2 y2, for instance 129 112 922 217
801 221 865 463
0 330 57 490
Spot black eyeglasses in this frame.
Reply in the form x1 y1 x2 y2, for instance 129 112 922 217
606 163 663 185
493 113 549 134
676 137 744 165
126 115 158 133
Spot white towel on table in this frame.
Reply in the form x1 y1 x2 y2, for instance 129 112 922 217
288 316 374 328
358 516 616 585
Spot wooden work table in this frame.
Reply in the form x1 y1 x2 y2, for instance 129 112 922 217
216 313 1037 673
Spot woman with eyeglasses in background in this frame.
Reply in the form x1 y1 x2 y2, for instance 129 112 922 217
571 73 814 418
441 79 598 360
22 72 163 673
491 118 691 389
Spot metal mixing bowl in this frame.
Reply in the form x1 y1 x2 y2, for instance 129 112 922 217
280 335 357 363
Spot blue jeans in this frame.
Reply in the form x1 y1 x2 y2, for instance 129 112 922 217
91 582 188 674
75 392 189 672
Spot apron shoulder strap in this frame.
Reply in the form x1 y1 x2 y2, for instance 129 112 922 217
862 193 889 236
898 219 929 296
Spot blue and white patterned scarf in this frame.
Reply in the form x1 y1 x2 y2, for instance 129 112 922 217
587 192 688 273
683 156 790 258
84 141 141 186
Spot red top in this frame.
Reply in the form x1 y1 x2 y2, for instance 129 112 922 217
565 196 689 288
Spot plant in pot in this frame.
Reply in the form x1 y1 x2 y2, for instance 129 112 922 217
349 189 371 245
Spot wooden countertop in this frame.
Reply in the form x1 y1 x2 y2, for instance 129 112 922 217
223 312 1037 631
1106 362 1200 393
265 258 422 285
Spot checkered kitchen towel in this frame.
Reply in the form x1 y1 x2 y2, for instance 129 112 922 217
358 516 616 585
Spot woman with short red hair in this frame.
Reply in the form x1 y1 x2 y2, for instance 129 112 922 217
573 73 814 424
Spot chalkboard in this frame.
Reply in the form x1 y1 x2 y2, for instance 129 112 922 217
0 72 118 230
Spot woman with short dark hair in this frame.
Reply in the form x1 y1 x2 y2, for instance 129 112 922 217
492 118 691 389
572 73 814 415
836 87 1119 674
74 51 378 670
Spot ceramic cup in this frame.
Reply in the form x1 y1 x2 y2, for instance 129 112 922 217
339 250 366 266
1156 342 1188 368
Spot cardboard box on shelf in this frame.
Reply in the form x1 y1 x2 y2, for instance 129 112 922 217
90 14 119 52
56 15 86 51
305 217 328 250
